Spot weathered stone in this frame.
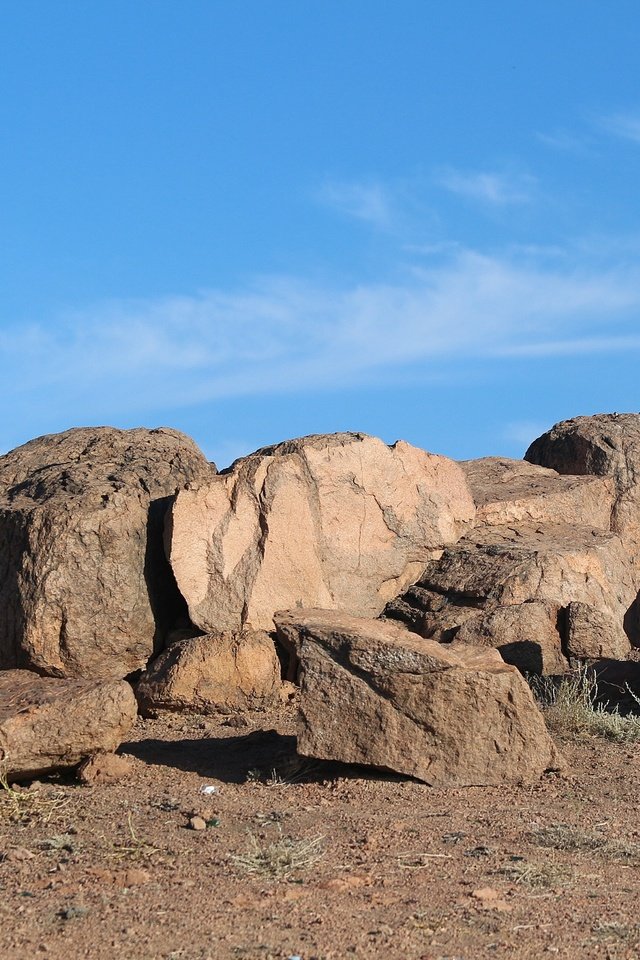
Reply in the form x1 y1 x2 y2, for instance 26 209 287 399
565 601 631 661
525 414 640 541
285 610 562 786
386 523 634 671
461 456 614 530
451 601 568 675
166 433 475 634
136 630 282 716
0 427 214 679
78 752 133 785
0 671 137 781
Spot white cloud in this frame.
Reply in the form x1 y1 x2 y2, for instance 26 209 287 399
601 111 640 144
317 179 395 227
438 168 535 205
2 242 640 433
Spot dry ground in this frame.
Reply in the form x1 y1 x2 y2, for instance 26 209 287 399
2 699 640 960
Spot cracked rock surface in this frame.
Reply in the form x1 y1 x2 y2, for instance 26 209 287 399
281 609 562 785
385 523 636 673
165 432 476 633
0 427 214 679
0 670 137 780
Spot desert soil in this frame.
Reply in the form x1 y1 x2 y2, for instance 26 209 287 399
1 700 639 960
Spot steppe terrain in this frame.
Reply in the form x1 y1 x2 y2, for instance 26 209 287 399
2 699 640 960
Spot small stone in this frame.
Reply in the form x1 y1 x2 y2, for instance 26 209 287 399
122 868 150 886
58 904 89 920
78 752 133 785
188 816 207 831
4 847 36 863
472 887 500 901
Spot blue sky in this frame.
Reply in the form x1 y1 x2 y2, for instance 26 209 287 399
2 1 640 466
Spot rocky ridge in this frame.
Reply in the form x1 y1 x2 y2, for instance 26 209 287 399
0 415 639 782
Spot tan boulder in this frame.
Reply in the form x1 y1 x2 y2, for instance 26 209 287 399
461 456 614 530
285 610 562 785
136 629 282 716
165 433 475 634
0 671 137 781
0 427 214 679
386 523 635 671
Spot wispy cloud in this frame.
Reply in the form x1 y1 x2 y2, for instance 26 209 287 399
2 242 640 437
437 168 535 205
535 129 592 153
601 111 640 144
317 179 395 227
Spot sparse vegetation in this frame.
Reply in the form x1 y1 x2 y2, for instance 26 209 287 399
111 812 160 862
529 822 640 862
498 859 573 888
532 667 640 742
232 826 324 878
0 769 68 823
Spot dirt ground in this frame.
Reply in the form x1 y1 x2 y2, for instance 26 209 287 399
1 699 640 960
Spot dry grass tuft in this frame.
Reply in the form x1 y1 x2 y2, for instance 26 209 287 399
529 822 640 862
0 769 68 824
232 827 324 878
499 859 573 889
529 822 605 853
532 667 640 742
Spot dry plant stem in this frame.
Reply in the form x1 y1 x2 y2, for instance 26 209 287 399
111 812 160 862
533 666 640 742
232 827 324 879
0 769 68 824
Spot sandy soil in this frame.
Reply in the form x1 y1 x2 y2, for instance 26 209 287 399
1 700 639 960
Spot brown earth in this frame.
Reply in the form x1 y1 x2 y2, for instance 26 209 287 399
1 699 640 960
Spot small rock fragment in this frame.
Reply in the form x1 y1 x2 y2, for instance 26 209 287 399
78 752 133 785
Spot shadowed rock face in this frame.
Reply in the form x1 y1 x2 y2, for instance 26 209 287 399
385 523 635 673
525 414 640 544
278 610 562 786
0 670 137 781
0 427 214 679
165 433 476 634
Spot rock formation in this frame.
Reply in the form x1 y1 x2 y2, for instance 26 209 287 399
525 413 640 551
136 629 282 716
0 427 214 679
166 433 475 634
278 610 562 786
461 456 614 530
386 523 635 673
0 671 137 781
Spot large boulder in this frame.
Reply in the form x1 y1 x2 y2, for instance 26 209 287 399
0 671 137 781
279 610 562 786
166 433 475 634
461 457 614 530
525 414 640 543
136 629 282 716
0 427 214 679
386 523 636 672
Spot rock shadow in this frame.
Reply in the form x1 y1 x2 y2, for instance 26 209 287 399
143 496 202 660
122 729 409 785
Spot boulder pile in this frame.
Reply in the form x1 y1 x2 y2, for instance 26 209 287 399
1 414 639 783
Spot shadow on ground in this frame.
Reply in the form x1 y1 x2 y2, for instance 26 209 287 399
122 729 408 785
